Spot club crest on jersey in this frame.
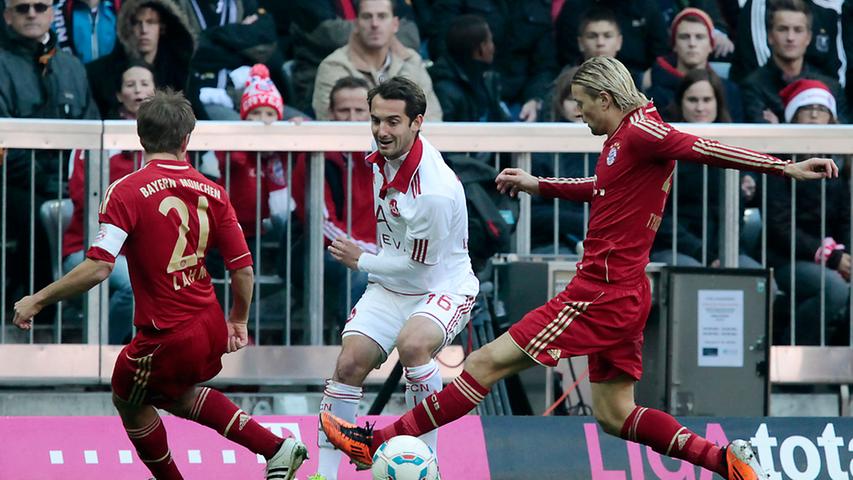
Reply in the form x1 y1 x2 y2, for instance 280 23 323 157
389 199 400 217
606 142 620 166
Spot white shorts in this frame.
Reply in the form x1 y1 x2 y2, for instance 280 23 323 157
342 283 476 361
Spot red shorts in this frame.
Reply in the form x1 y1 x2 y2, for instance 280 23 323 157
112 303 227 408
508 275 651 382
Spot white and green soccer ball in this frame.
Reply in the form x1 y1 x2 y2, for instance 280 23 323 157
371 435 439 480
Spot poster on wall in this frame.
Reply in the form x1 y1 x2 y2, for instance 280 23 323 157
697 289 744 367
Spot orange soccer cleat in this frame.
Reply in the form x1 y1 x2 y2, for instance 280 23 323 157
319 412 376 470
725 439 769 480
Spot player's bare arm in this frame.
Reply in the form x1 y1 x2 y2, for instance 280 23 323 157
329 237 363 270
783 157 839 180
226 266 254 353
13 258 114 330
495 168 540 197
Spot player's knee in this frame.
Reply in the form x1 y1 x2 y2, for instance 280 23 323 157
464 348 497 381
396 334 439 367
593 409 623 437
334 350 374 385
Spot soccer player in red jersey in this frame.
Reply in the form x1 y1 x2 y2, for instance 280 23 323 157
320 57 839 479
13 90 308 480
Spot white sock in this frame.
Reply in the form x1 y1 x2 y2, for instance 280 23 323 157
317 379 362 479
404 360 442 456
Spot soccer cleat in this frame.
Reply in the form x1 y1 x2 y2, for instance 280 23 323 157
319 412 375 470
307 475 327 480
726 439 769 480
265 437 309 480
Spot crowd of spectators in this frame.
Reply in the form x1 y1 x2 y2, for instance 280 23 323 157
1 0 852 344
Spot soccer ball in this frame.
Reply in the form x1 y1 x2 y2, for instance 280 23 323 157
371 435 439 480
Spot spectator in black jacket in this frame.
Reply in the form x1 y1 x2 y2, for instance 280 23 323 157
428 14 509 122
430 0 558 122
576 6 623 61
739 0 847 123
731 0 847 85
768 78 850 345
86 0 195 118
0 0 99 324
556 0 668 80
647 7 743 121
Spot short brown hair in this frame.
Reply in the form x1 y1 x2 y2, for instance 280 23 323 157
330 76 370 109
767 0 812 30
368 77 427 122
136 89 196 155
578 6 620 37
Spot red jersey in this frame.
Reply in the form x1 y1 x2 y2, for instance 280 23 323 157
87 159 252 330
292 151 377 253
538 103 789 285
63 150 142 257
216 151 288 237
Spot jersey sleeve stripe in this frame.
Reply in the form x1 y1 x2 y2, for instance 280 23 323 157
636 118 671 135
630 117 667 134
539 176 596 185
696 138 786 165
228 252 251 264
691 144 787 170
411 239 420 261
694 139 788 167
420 239 428 263
633 122 665 139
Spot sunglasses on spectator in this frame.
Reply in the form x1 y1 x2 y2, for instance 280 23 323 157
10 2 51 14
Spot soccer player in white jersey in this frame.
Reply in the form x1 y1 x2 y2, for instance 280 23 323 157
311 76 479 479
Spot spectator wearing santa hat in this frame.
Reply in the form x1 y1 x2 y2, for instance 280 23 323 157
646 7 743 122
767 77 851 345
780 78 838 124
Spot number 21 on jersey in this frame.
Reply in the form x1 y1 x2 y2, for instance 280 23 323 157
159 195 210 290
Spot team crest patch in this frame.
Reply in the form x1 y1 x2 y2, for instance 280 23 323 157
606 142 620 166
389 199 400 217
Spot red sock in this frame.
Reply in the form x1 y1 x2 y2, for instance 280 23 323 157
621 406 727 477
373 371 489 453
190 387 284 459
125 415 183 480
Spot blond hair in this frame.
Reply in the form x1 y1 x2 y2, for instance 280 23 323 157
571 56 648 111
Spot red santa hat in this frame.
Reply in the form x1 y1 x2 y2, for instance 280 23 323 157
240 64 284 120
670 7 715 49
779 79 837 123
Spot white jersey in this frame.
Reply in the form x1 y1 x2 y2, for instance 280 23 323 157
363 135 478 296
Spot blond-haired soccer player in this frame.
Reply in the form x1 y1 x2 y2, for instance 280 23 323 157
13 90 307 480
321 57 838 480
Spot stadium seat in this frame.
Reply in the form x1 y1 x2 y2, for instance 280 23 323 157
39 199 73 282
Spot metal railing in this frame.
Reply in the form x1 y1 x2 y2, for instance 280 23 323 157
1 119 852 383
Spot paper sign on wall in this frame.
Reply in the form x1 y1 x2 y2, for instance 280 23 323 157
697 290 744 367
